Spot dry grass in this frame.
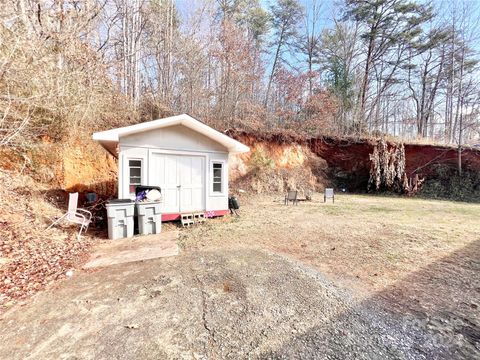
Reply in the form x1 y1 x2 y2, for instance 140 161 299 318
181 193 480 297
181 194 480 350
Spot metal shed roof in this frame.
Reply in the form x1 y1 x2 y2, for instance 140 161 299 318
92 114 250 156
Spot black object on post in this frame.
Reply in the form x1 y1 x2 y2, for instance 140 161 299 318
229 196 240 216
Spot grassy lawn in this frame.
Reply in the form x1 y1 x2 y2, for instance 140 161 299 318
182 194 480 298
182 193 480 349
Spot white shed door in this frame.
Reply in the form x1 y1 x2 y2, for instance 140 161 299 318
150 154 204 213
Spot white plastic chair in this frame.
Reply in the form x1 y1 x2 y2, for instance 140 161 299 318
48 193 92 236
324 188 335 203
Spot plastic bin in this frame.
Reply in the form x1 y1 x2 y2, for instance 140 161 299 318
136 201 161 235
106 200 134 240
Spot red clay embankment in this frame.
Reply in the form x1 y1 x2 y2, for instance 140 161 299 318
229 130 480 191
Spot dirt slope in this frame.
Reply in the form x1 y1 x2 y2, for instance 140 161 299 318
230 133 329 194
230 131 480 192
0 137 116 308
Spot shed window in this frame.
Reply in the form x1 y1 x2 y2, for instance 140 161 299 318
128 159 142 195
212 162 223 193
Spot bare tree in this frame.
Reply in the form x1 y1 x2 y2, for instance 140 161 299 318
1 0 479 147
298 0 323 97
112 0 146 105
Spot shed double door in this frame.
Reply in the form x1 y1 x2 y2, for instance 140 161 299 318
150 153 204 213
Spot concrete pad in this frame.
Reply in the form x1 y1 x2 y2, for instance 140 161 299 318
84 231 179 269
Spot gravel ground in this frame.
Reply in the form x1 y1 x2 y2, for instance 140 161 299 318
0 247 475 359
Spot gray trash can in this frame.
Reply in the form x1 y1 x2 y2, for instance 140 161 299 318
136 201 161 235
106 200 134 240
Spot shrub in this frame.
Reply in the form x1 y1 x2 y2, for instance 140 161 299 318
420 164 480 202
248 148 275 171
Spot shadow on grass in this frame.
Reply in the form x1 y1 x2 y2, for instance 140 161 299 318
263 239 480 359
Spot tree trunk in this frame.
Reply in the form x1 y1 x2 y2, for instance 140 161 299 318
265 26 285 107
359 33 375 127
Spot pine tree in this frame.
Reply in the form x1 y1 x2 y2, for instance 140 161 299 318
344 0 433 128
264 0 304 107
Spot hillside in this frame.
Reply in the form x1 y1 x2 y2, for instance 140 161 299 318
0 138 116 307
229 131 480 200
3 131 478 200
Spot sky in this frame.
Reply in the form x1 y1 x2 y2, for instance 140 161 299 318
172 0 480 75
173 0 480 31
173 0 337 70
175 0 336 28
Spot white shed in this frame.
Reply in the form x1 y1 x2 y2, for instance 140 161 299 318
92 114 249 221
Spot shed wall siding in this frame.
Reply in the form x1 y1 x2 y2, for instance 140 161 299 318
120 125 228 153
117 125 230 215
206 152 229 212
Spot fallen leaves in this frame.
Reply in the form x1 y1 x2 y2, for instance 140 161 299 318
0 171 95 309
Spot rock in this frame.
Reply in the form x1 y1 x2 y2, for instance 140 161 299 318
0 258 12 265
124 324 139 329
66 270 74 277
